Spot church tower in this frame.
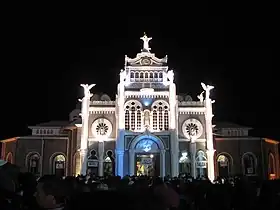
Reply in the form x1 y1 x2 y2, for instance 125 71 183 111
115 33 179 177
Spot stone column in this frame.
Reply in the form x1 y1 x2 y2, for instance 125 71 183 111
98 141 104 176
202 83 215 182
80 149 88 176
170 131 179 177
160 150 166 177
115 71 126 177
206 150 215 181
79 84 95 175
118 71 126 129
169 82 176 129
190 140 196 178
169 77 179 177
129 149 135 176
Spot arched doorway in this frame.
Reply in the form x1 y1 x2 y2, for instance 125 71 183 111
27 153 40 176
268 153 276 179
52 154 66 177
128 134 165 176
217 154 231 177
242 153 256 175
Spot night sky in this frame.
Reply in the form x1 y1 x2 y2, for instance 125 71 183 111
1 13 274 140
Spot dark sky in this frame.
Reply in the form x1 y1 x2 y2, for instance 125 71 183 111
1 12 274 139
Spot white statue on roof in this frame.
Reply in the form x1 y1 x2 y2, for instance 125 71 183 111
140 32 152 52
167 70 174 83
80 84 95 100
201 82 214 100
197 91 204 102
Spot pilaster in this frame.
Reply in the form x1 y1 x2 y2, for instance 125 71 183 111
170 130 179 177
98 141 104 176
190 141 197 178
115 150 124 177
206 149 215 182
79 84 95 175
160 149 166 177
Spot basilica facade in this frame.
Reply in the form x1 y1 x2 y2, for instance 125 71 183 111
1 35 279 180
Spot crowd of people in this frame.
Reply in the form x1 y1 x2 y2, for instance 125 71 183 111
0 159 279 210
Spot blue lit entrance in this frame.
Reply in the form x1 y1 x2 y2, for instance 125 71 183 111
128 135 166 176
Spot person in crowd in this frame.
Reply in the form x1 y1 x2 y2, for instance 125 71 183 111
35 175 67 210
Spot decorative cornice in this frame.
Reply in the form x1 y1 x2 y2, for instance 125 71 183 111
0 137 18 143
264 138 279 144
125 91 169 98
178 107 206 114
215 137 262 141
178 138 206 142
89 107 115 114
88 137 115 142
18 136 69 140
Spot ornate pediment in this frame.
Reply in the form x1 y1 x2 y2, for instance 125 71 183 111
125 52 168 67
125 33 168 67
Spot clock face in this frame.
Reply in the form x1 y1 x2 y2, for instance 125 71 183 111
140 58 151 65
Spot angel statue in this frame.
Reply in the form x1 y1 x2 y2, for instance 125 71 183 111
81 84 95 99
120 69 126 83
197 91 204 102
201 82 214 99
167 70 174 82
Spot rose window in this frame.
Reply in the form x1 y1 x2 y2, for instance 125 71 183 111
182 118 203 140
91 118 112 138
185 123 199 137
96 123 109 136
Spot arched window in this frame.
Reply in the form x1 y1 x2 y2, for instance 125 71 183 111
145 72 149 79
154 72 158 78
6 152 13 164
242 153 256 175
87 149 98 175
124 100 143 131
179 151 191 174
73 152 80 176
268 153 276 179
52 154 66 177
104 150 115 176
217 153 232 177
26 153 40 175
151 100 169 131
196 150 207 178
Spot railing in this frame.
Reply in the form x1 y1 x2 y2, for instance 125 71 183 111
90 101 115 106
178 101 204 107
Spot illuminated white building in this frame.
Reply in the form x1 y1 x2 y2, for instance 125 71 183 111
2 34 279 181
78 34 216 181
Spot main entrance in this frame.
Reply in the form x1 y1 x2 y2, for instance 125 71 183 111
128 134 166 177
135 153 160 176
